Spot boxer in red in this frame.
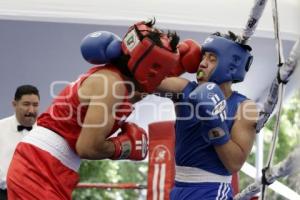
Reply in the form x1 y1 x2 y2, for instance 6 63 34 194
7 19 200 199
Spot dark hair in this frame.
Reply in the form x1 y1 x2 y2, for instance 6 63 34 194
14 85 40 101
112 18 180 77
135 18 180 52
212 31 252 51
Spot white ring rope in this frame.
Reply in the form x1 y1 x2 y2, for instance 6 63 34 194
235 30 300 200
240 0 269 44
233 146 300 200
271 0 285 65
232 0 300 199
234 37 300 200
255 38 300 132
264 85 284 169
260 0 286 198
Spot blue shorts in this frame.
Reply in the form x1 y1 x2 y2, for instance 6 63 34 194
170 182 233 200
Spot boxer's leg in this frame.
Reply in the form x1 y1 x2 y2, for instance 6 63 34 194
7 142 79 200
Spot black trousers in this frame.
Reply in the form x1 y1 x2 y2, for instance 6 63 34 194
0 189 7 200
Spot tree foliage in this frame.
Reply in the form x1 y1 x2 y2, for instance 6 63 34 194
240 90 300 199
73 160 148 200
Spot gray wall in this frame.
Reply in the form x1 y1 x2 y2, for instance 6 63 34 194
0 20 127 117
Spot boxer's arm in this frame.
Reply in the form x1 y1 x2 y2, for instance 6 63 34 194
156 77 189 94
155 39 201 98
169 39 202 76
75 71 125 159
214 100 258 173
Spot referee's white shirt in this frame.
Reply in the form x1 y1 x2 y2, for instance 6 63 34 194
0 115 35 189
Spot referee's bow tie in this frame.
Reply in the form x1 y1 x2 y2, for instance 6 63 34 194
17 125 32 132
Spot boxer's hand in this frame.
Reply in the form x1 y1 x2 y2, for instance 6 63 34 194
109 122 148 160
80 31 122 64
189 82 230 145
170 39 202 76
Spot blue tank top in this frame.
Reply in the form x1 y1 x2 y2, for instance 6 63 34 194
175 81 248 176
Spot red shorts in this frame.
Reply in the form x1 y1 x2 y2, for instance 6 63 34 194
7 127 80 200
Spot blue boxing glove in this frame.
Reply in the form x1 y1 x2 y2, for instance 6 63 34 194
80 31 122 64
189 82 230 145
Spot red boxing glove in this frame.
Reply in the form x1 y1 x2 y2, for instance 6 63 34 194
110 122 148 160
171 39 202 76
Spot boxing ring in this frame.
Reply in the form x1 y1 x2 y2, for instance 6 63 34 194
75 121 241 200
75 119 300 200
75 0 300 199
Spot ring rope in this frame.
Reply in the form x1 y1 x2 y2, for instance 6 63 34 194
76 182 147 190
232 0 300 198
234 146 300 200
260 0 286 198
255 38 299 132
240 0 269 44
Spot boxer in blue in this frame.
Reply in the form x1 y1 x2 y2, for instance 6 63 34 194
158 32 258 200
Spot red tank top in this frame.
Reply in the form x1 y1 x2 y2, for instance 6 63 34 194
38 65 133 151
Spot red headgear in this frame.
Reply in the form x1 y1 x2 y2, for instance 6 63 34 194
121 21 180 93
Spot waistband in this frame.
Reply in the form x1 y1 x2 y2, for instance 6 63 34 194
22 126 81 172
175 165 232 184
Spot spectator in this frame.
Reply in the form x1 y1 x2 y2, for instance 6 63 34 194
0 84 40 200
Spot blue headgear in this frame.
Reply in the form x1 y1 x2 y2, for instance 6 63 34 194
202 35 253 84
